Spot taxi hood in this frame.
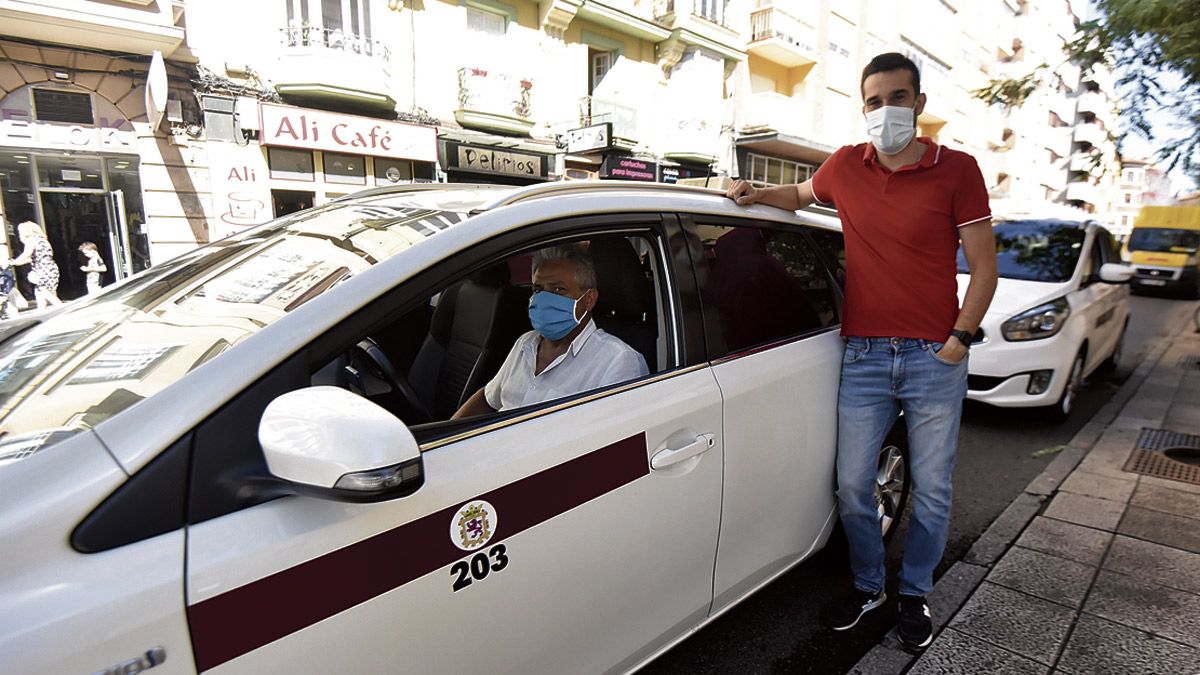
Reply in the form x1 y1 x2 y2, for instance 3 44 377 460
957 274 1073 319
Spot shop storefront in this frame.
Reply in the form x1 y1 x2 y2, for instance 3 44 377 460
0 84 151 300
439 136 553 186
206 103 439 239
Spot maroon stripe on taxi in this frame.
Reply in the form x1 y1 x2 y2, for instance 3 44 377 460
187 432 648 671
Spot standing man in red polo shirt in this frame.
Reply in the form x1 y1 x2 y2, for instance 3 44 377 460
726 52 997 651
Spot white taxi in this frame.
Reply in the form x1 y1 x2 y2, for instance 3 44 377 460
957 218 1133 421
0 183 910 674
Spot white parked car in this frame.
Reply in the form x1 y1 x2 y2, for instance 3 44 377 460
957 218 1133 420
0 183 909 675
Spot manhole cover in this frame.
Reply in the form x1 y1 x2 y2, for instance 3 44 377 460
1122 428 1200 485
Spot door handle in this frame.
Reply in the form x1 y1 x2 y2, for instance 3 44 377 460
651 433 715 470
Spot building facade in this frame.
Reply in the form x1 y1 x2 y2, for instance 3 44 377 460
0 0 1142 291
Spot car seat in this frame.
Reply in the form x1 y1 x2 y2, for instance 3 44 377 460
588 237 657 371
408 263 528 420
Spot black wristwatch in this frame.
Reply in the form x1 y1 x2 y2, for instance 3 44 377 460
948 329 974 348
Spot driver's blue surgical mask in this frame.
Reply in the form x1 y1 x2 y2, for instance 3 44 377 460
528 290 585 341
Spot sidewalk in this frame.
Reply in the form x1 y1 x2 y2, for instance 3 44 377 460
852 312 1200 674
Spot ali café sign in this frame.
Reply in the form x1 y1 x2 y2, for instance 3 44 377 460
259 103 437 162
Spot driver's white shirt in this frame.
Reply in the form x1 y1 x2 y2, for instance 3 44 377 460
484 319 649 411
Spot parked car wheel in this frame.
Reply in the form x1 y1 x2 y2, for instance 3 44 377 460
1047 350 1086 422
877 421 911 542
1097 320 1128 374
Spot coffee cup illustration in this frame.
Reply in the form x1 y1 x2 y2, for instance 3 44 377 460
222 191 266 225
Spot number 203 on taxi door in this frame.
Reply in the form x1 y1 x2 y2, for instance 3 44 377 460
450 500 509 591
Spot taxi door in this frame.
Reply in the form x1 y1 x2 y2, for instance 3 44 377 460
183 224 723 674
1075 228 1125 372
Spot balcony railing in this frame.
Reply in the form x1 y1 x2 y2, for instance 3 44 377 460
655 0 729 26
749 6 818 66
579 96 640 141
280 25 390 62
455 67 535 135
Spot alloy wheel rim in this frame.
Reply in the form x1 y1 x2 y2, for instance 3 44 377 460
1062 355 1083 415
875 443 906 535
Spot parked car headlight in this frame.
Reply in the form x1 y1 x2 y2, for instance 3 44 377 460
1001 297 1071 341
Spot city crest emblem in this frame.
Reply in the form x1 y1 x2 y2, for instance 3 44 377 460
451 500 497 551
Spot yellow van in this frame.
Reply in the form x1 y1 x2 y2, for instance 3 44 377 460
1125 205 1200 298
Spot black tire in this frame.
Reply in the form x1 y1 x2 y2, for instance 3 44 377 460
877 420 911 543
1045 350 1086 423
1097 320 1128 374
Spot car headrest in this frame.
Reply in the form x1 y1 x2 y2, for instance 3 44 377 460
468 261 512 287
589 237 650 321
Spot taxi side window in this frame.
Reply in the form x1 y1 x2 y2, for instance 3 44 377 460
313 233 664 435
693 222 839 357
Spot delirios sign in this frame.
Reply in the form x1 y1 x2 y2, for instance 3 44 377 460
259 103 437 162
445 141 549 177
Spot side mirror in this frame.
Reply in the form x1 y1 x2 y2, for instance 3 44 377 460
1098 262 1135 284
258 386 424 502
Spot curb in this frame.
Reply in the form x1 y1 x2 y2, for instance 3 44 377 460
847 316 1185 675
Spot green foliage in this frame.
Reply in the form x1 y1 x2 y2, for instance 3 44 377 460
972 67 1045 109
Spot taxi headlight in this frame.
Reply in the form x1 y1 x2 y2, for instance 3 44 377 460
1001 297 1071 341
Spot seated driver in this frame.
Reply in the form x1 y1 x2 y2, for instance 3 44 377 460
453 244 648 418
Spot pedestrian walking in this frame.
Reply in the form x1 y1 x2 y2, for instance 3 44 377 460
78 241 107 295
11 221 63 309
0 247 20 319
726 52 998 651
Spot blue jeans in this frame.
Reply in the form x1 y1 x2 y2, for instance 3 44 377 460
837 336 968 597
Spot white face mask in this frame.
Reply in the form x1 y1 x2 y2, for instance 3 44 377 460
866 105 916 155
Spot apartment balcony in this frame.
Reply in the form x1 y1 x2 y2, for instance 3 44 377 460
743 91 812 139
653 0 745 64
0 0 184 55
748 5 817 68
1073 121 1108 150
1048 95 1077 127
1069 151 1103 174
661 117 720 165
1065 179 1099 206
1075 91 1114 128
576 0 670 42
456 67 535 136
273 26 394 112
1046 126 1074 158
579 96 641 149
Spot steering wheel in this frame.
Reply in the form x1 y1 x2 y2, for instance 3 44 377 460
350 338 433 424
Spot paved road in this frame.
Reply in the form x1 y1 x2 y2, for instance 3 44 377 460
643 294 1198 675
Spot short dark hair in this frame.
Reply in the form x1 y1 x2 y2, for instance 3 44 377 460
861 52 921 97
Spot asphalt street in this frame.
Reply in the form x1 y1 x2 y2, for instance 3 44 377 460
643 294 1198 675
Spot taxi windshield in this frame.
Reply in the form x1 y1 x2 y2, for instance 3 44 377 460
1127 227 1200 254
0 189 486 468
957 220 1085 282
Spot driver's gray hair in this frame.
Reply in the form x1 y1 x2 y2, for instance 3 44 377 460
532 244 597 290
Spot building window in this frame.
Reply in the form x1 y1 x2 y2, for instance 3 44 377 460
375 158 436 184
467 5 507 35
590 50 613 93
323 152 367 185
33 89 94 125
745 153 815 186
268 147 315 181
1124 192 1132 204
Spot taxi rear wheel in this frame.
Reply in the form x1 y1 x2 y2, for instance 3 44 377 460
876 422 911 543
